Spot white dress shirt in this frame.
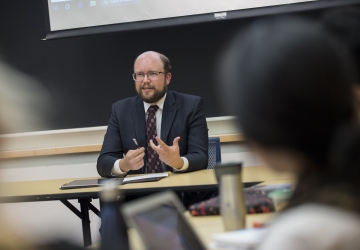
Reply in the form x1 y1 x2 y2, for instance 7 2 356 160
111 94 189 176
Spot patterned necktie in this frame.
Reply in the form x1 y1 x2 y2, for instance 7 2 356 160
146 105 162 173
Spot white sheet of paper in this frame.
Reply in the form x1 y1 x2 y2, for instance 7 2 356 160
123 172 168 182
211 228 268 249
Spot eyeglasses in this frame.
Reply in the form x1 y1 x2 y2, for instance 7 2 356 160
132 71 166 81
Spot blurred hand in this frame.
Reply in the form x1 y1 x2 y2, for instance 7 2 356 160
150 136 184 169
119 147 145 172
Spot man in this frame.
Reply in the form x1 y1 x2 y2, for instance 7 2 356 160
97 51 208 177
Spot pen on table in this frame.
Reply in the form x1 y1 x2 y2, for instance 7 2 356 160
133 138 140 149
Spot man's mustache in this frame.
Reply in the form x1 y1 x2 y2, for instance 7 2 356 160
141 84 155 89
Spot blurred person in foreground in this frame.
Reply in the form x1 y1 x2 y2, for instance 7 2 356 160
219 17 360 249
0 61 51 134
322 7 360 124
0 60 83 249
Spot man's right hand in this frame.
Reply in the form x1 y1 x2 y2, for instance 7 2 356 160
119 147 145 172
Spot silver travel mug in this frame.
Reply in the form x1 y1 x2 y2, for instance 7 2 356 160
216 163 246 231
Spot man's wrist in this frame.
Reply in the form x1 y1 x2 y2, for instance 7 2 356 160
112 159 128 176
172 157 184 169
173 157 189 172
119 160 130 172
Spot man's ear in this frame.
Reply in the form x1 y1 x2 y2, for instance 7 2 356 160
166 72 172 85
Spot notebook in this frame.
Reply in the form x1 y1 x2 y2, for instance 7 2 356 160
121 190 206 250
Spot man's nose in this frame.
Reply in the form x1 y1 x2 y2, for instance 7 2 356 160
143 73 150 82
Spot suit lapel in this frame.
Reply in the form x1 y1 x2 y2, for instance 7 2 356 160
161 91 178 143
131 97 146 148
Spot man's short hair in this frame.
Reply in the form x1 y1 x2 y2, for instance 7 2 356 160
134 52 172 73
159 53 172 73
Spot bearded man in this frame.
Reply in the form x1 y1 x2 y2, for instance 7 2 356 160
97 51 208 177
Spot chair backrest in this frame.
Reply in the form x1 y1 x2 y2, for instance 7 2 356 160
207 137 221 169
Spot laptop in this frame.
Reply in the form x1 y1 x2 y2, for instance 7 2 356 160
121 190 206 250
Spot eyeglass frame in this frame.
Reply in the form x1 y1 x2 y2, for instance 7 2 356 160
132 71 167 81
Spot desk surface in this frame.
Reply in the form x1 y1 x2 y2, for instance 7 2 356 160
188 213 275 249
0 166 294 203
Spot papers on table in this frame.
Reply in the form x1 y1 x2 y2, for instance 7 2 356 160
210 228 268 250
123 172 168 183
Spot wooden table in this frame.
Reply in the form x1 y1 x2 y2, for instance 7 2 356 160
0 166 293 202
0 166 294 247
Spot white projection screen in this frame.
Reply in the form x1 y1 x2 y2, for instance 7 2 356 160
43 0 359 39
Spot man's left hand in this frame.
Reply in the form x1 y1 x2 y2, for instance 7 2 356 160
149 136 184 169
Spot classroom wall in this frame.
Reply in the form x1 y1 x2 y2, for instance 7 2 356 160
0 1 253 133
0 1 326 133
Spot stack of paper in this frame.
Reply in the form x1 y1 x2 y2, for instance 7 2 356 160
210 228 268 250
123 172 168 184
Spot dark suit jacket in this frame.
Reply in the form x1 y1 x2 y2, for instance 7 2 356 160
97 90 208 177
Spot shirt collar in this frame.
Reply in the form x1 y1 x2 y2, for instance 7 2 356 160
143 93 167 113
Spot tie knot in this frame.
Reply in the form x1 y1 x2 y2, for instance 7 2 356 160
148 105 159 114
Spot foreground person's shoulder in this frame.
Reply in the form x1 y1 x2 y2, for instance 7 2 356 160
257 204 360 250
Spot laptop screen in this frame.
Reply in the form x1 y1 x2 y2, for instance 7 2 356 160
132 204 205 250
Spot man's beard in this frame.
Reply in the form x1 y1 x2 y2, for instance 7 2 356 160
137 81 167 103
